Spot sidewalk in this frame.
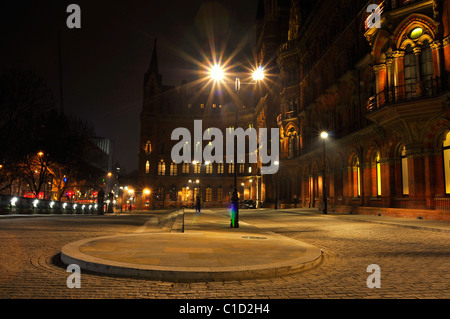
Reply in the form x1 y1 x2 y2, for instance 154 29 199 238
60 209 323 282
273 208 450 233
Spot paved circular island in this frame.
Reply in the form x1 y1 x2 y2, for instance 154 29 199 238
61 230 322 282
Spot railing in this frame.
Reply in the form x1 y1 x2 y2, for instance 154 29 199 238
367 74 449 112
386 0 424 11
277 111 298 124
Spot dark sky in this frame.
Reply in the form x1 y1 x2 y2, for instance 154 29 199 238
0 0 260 173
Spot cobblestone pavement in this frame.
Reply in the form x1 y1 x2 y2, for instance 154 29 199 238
0 209 449 299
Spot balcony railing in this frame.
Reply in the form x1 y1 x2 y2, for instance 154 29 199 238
277 111 298 124
367 73 449 112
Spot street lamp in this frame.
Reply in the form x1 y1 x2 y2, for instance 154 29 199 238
208 63 265 228
320 132 328 214
127 188 134 212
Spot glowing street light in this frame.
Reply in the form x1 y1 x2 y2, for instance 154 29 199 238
321 131 329 214
210 64 224 82
252 66 265 81
207 62 266 228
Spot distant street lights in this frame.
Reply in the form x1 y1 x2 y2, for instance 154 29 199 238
320 132 328 214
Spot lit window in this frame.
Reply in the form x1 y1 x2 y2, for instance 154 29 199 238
206 163 213 174
443 133 450 194
145 161 150 174
410 27 423 39
158 160 166 175
206 187 212 202
228 163 234 174
401 146 409 195
372 151 381 196
145 141 152 154
217 163 224 174
170 162 177 176
352 156 361 197
194 163 201 174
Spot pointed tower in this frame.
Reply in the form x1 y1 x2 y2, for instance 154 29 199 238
139 38 161 182
143 38 162 114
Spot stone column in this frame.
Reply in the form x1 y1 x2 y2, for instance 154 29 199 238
373 63 387 107
392 50 405 101
413 47 423 97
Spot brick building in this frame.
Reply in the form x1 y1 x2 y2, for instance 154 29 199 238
138 0 450 220
273 0 450 220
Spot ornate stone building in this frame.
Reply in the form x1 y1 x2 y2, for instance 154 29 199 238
138 0 450 220
273 0 450 220
137 39 264 209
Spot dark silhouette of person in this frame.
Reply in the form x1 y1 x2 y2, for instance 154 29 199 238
107 192 114 213
98 188 105 215
195 195 201 215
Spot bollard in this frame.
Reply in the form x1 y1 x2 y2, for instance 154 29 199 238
182 208 185 233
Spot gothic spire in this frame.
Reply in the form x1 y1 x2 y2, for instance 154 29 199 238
145 37 162 87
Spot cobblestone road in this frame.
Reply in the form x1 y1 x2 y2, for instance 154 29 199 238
0 209 449 299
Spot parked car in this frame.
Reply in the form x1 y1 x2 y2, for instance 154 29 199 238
240 199 256 209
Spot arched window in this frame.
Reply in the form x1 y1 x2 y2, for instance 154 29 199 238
169 185 177 201
206 163 213 174
158 160 166 175
334 158 343 198
352 155 361 197
288 137 294 159
404 45 417 99
401 146 409 195
371 151 382 197
145 161 150 174
205 187 212 202
170 162 177 176
193 162 201 174
217 186 223 202
420 41 434 95
145 141 152 154
181 186 188 202
443 132 450 194
228 163 234 174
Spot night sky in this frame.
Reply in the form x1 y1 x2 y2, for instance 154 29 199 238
0 0 259 173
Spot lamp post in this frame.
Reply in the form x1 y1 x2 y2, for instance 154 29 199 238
209 64 265 228
274 161 279 209
320 132 328 214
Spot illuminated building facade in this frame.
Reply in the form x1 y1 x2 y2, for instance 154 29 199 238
273 0 450 219
137 40 262 209
138 0 450 219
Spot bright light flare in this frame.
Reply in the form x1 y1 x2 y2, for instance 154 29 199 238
10 197 18 206
252 66 265 81
320 131 329 139
210 64 224 82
